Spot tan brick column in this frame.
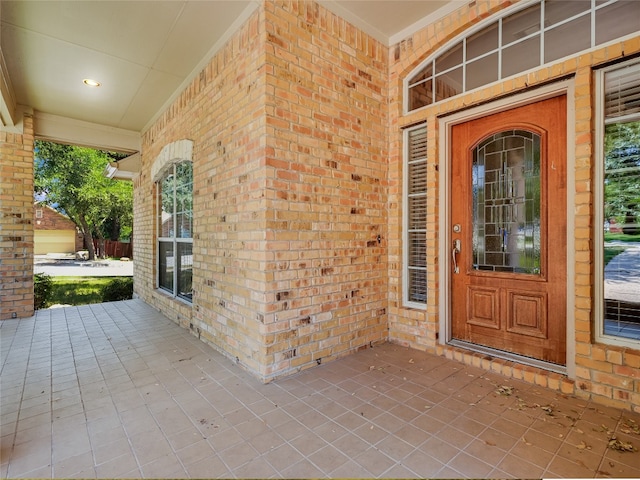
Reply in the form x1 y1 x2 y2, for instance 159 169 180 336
0 113 35 319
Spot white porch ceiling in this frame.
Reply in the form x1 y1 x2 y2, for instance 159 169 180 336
0 0 459 149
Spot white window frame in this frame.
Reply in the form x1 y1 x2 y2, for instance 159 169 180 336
594 57 640 348
156 161 193 303
403 124 428 309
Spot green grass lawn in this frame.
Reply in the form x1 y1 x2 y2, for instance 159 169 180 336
604 246 628 266
48 276 131 306
604 232 640 242
604 232 640 266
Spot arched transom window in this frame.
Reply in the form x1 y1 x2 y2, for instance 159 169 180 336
406 0 639 112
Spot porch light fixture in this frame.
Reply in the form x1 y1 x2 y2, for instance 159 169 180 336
83 78 101 87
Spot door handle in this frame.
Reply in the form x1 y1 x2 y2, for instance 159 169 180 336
452 239 461 274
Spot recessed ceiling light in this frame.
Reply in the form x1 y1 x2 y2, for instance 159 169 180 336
83 78 101 87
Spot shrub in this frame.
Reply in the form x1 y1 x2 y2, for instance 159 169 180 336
34 273 53 309
101 277 134 302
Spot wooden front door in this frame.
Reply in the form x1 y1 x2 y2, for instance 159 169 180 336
451 96 567 365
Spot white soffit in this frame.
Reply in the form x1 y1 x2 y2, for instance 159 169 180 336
0 0 257 135
319 0 462 45
1 0 459 145
104 153 141 180
141 1 259 132
0 47 17 127
34 112 140 154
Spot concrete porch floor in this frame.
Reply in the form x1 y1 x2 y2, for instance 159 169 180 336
1 300 639 478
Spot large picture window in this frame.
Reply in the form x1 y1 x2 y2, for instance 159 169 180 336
596 58 640 346
157 161 193 302
403 125 428 308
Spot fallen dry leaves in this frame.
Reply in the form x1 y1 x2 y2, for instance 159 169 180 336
621 418 640 435
608 437 637 452
495 385 513 396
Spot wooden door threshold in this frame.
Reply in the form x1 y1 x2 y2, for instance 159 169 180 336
448 339 567 376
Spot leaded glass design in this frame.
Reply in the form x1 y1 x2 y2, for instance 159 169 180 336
472 130 541 274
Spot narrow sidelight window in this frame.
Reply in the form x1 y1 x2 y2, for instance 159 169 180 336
404 125 428 307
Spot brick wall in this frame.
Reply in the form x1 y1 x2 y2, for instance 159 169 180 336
136 1 389 381
134 8 266 369
34 204 76 230
0 114 35 319
387 0 640 412
260 1 389 378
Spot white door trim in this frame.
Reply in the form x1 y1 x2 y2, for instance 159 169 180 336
437 80 576 379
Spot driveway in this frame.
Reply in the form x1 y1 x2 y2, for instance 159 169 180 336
34 254 133 277
605 242 640 303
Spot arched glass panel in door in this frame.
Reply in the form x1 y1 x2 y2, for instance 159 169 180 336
472 130 541 274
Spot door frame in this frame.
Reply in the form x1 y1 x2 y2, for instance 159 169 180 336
437 80 576 378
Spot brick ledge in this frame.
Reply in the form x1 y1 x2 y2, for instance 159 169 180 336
436 344 576 395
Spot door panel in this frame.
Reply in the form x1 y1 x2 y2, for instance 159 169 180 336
467 287 499 329
506 290 547 338
451 96 567 365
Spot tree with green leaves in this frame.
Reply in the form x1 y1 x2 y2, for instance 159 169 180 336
34 141 133 260
604 121 640 235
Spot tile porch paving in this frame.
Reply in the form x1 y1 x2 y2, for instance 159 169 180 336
1 299 639 478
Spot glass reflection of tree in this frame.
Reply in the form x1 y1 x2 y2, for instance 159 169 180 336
605 122 640 235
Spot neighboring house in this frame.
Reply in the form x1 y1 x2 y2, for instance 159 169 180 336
2 0 640 412
33 203 83 255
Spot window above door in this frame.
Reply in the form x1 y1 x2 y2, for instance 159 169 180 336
405 0 639 113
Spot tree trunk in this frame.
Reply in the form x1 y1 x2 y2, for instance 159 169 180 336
110 217 121 241
79 215 96 260
623 208 640 235
97 238 106 259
